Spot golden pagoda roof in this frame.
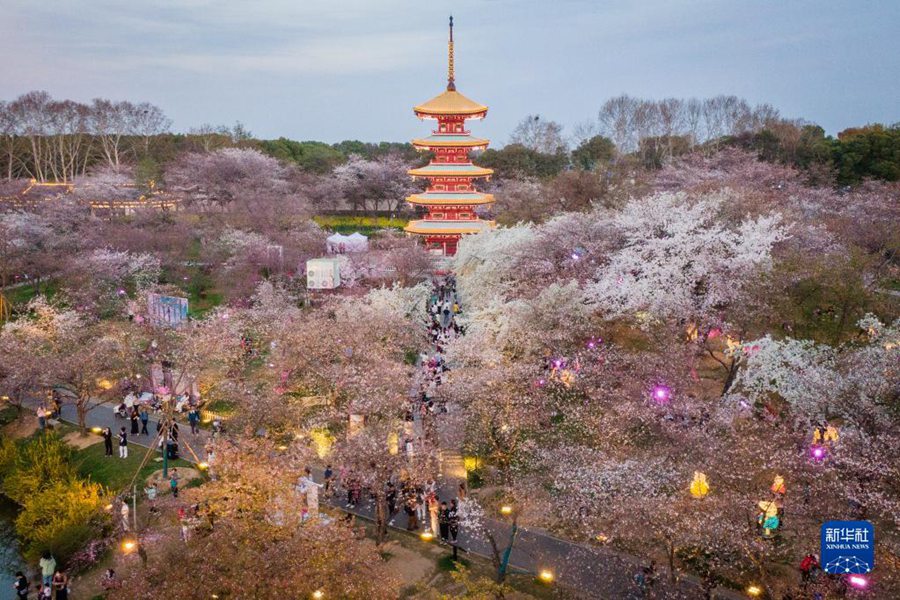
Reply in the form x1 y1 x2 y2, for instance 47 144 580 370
408 163 493 178
414 90 488 118
404 219 495 235
412 134 489 149
406 192 495 206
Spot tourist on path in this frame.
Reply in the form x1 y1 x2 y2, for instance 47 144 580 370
39 552 55 586
188 408 200 434
129 408 139 435
170 469 180 498
51 570 68 600
36 405 47 431
448 499 460 543
103 427 113 456
13 571 28 599
139 407 149 435
118 427 128 459
438 501 450 542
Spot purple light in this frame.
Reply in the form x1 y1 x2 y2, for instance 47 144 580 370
571 253 580 260
811 445 826 460
652 385 671 403
553 360 562 369
587 342 595 349
849 575 867 589
538 379 546 386
116 288 126 295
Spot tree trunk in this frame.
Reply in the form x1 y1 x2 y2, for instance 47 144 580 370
374 495 388 547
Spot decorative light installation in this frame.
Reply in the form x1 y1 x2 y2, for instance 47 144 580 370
420 529 435 542
746 585 762 596
538 570 555 583
811 445 826 461
848 575 868 589
651 385 671 404
500 505 513 516
690 471 710 499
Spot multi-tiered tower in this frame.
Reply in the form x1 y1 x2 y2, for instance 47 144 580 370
404 17 495 256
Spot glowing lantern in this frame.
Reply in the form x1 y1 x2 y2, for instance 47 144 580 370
824 425 839 444
387 432 399 455
651 385 671 404
420 529 434 542
91 426 103 434
312 591 325 599
538 570 554 583
197 462 209 470
746 585 762 596
757 500 780 537
811 445 826 461
848 575 867 589
463 456 481 472
121 539 137 553
500 505 513 516
690 472 710 499
770 475 786 495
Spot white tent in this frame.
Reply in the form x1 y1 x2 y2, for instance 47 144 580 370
325 232 368 254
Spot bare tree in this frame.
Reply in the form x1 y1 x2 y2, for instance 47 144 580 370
509 114 567 154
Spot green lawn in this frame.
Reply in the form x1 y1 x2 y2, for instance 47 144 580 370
0 405 19 426
74 440 194 493
4 280 59 306
313 214 408 234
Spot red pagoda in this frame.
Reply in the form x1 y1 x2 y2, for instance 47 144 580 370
404 16 495 256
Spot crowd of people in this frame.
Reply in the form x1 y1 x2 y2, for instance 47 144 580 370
326 276 468 544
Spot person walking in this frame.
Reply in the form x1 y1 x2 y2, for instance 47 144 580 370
51 570 68 600
118 427 128 459
120 501 130 531
13 571 28 599
39 552 56 586
102 427 113 457
36 405 47 431
428 495 440 537
129 408 139 435
188 408 200 435
448 499 460 543
438 501 450 542
170 469 180 498
139 407 149 435
323 465 334 497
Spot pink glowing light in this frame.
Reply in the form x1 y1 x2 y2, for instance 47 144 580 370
652 385 671 403
587 341 595 349
811 445 826 460
537 379 546 386
848 575 867 589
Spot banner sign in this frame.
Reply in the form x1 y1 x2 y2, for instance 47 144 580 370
147 293 189 327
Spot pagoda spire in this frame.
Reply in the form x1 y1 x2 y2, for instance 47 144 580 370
447 15 456 91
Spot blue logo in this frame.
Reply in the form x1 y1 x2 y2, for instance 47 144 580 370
821 520 874 574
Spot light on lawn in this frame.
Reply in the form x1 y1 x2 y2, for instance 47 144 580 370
277 445 288 451
197 462 209 470
91 426 103 434
104 504 114 511
312 590 325 599
500 505 513 516
746 584 762 596
420 530 435 542
538 569 554 583
121 539 137 553
849 575 868 589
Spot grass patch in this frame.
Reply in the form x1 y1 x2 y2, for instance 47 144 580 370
437 555 471 571
0 405 19 426
73 441 194 493
4 280 59 306
313 215 408 234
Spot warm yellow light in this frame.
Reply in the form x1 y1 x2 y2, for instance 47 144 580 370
387 432 399 455
97 378 114 390
312 590 324 599
538 570 554 583
690 471 710 499
746 585 762 596
121 540 137 553
500 505 513 516
104 504 114 511
91 426 103 434
277 445 288 451
202 417 212 424
197 462 209 470
595 533 609 543
463 456 480 472
420 530 434 542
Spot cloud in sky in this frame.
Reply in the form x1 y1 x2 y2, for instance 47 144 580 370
1 0 897 143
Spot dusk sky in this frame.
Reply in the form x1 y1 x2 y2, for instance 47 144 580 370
3 0 897 145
